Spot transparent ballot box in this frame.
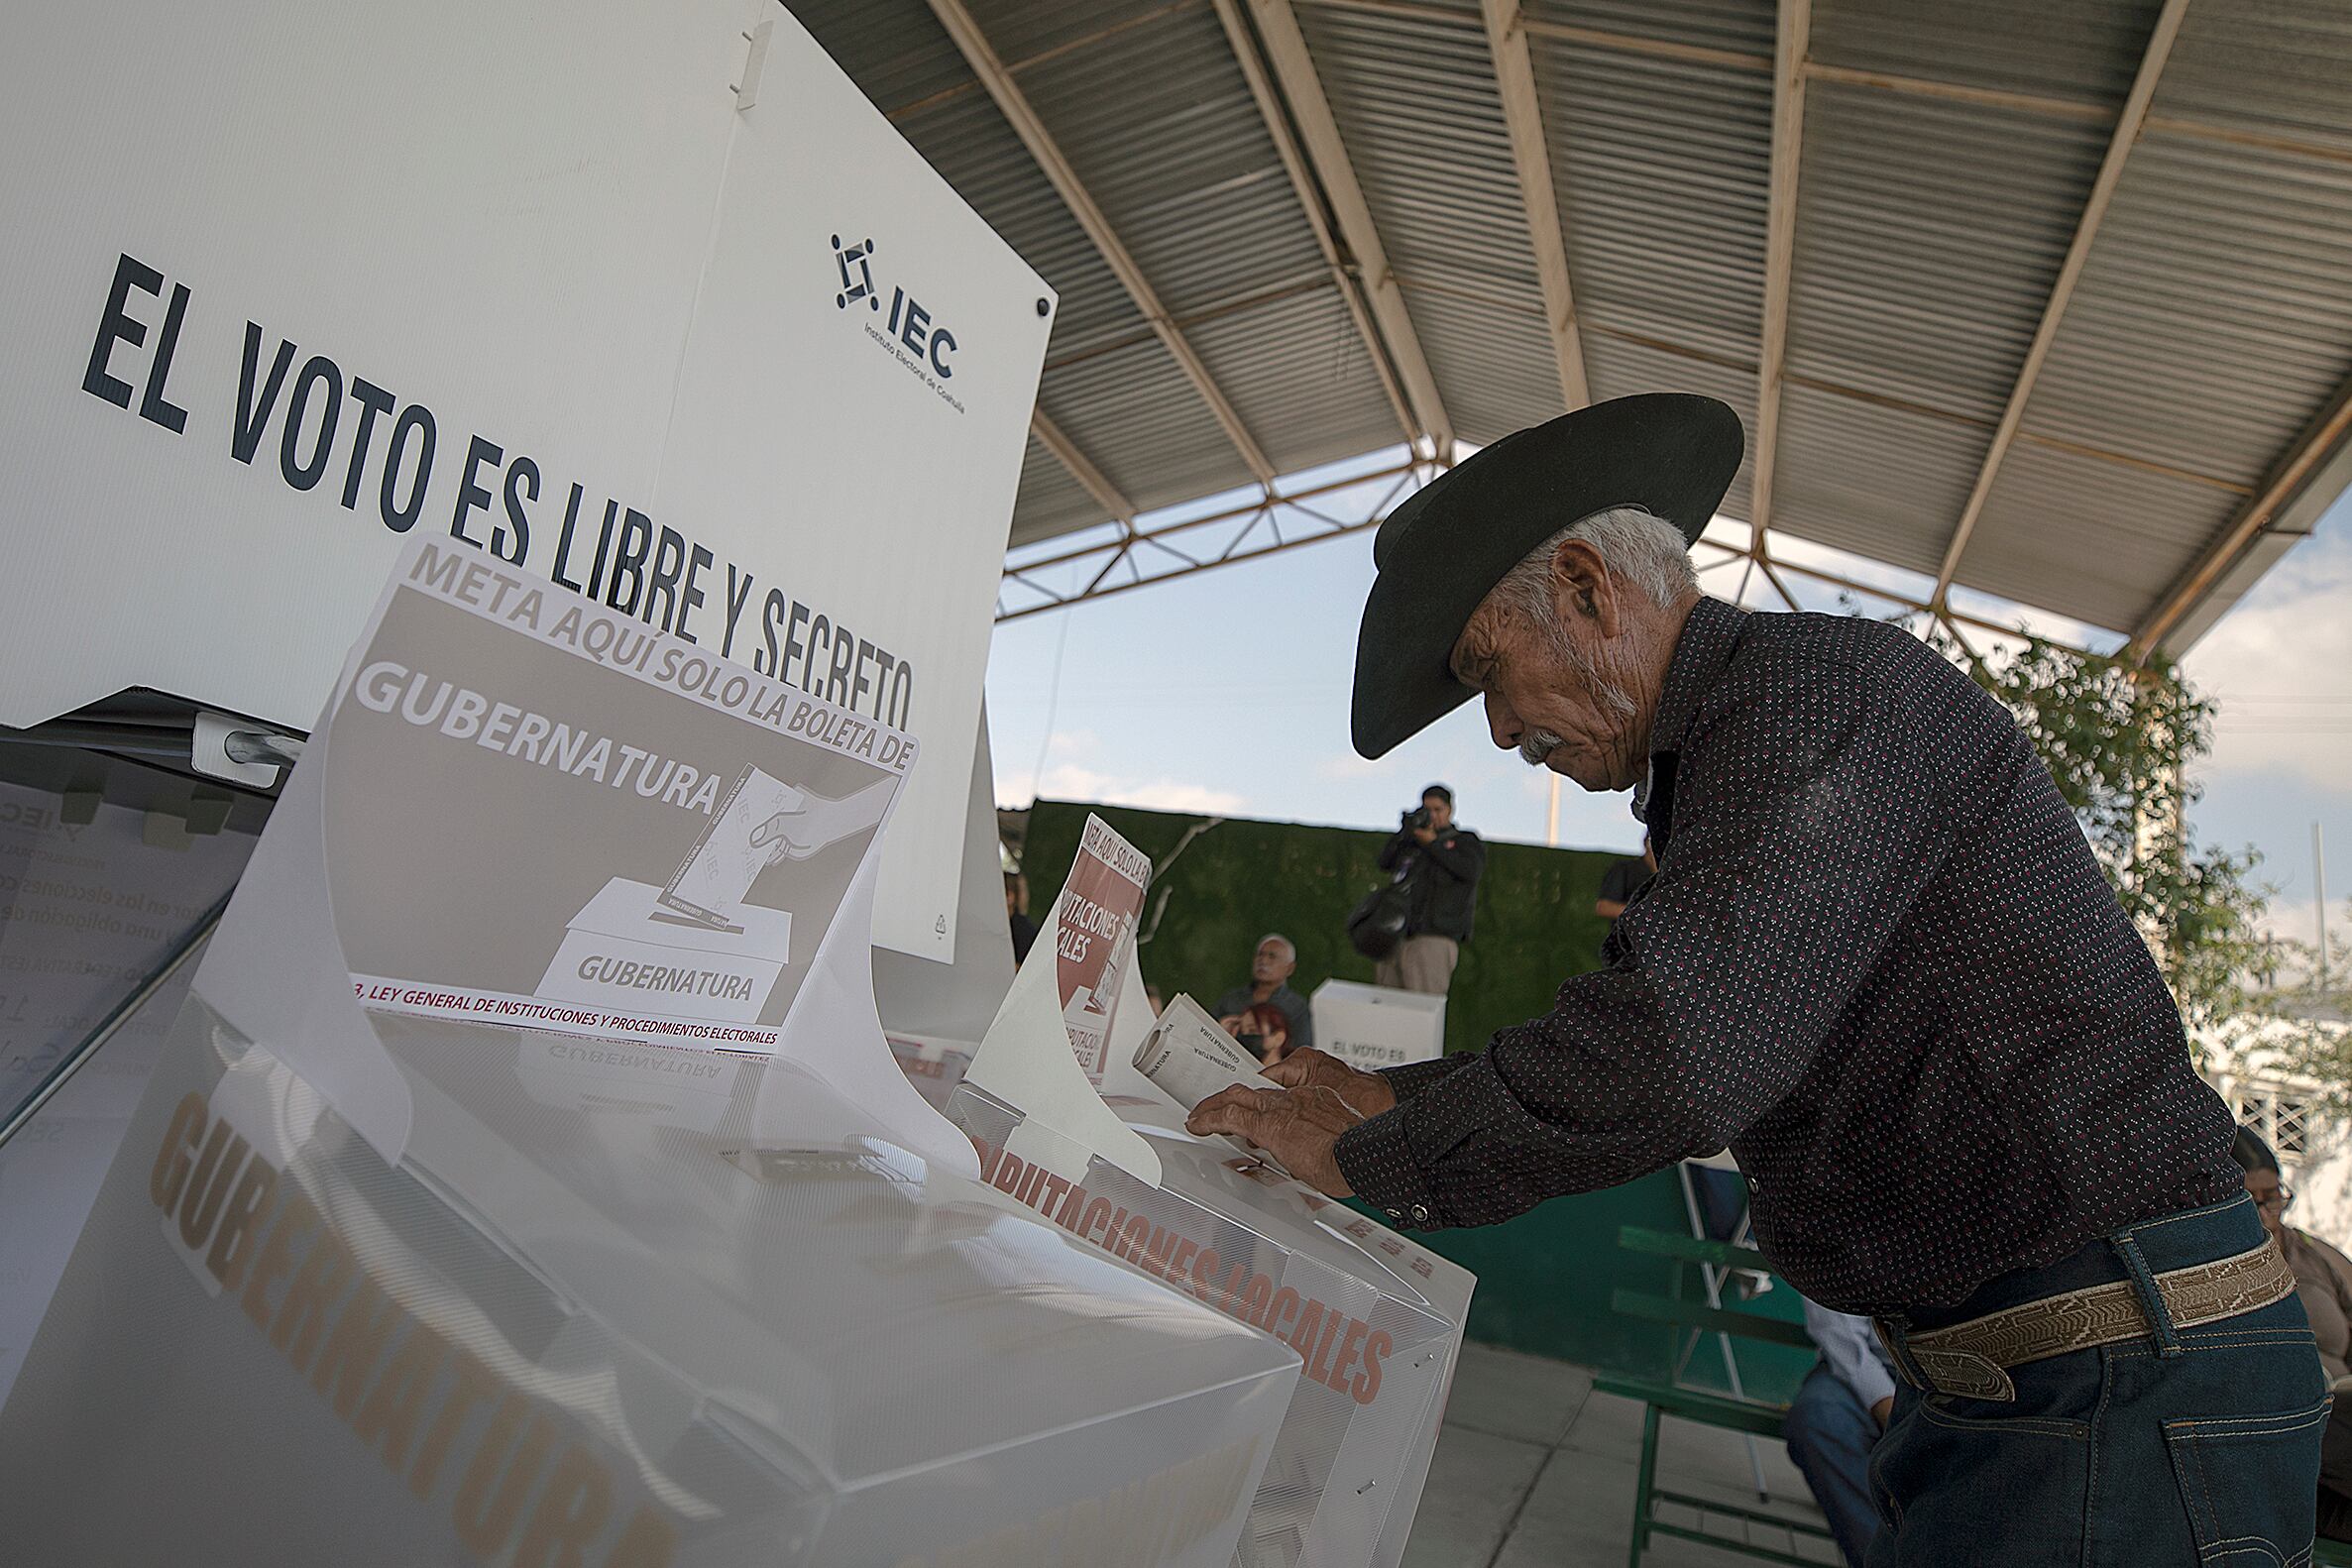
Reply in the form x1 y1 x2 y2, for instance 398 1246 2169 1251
0 1002 1300 1568
944 1081 1474 1568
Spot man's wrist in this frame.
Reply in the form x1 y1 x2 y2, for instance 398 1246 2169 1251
1334 1111 1442 1230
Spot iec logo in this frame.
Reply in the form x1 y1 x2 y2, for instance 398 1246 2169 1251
830 233 959 387
832 234 879 312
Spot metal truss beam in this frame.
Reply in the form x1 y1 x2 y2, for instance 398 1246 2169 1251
997 458 1430 620
1208 0 1420 449
1030 410 1134 525
1481 0 1590 409
2130 366 2352 662
927 0 1279 486
1694 535 2104 654
1749 0 1810 548
1932 0 2191 603
1298 1 2352 168
1249 0 1456 455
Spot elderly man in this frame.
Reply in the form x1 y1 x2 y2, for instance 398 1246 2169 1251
1213 933 1314 1056
1189 394 2324 1561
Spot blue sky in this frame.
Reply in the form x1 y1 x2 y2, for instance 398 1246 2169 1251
985 457 2352 951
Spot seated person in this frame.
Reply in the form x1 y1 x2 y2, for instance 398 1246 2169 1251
1218 1003 1292 1068
2233 1125 2352 1539
1212 933 1313 1055
1788 1299 1896 1568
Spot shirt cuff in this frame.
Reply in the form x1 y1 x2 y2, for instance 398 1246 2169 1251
1334 1107 1444 1230
1379 1055 1468 1102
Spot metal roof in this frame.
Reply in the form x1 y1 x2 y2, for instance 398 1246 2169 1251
787 0 2352 656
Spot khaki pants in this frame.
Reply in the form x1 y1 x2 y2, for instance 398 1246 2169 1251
1376 934 1458 995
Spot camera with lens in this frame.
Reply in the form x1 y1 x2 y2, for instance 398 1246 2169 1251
1406 805 1433 832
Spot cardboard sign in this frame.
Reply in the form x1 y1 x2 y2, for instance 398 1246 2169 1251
1054 817 1151 1082
195 536 964 1176
0 0 1051 958
963 815 1161 1188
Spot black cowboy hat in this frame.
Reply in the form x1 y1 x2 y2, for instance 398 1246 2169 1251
1350 393 1744 758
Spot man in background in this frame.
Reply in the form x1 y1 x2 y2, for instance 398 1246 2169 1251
1789 1300 1896 1568
1004 871 1038 966
1376 784 1484 995
1214 934 1313 1056
1594 834 1655 921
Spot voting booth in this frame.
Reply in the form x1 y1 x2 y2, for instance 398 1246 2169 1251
0 3 1472 1562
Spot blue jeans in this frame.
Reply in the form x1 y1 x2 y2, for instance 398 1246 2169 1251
1865 1195 2328 1566
1786 1361 1883 1568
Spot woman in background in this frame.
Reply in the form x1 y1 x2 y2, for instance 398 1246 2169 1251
2235 1125 2352 1539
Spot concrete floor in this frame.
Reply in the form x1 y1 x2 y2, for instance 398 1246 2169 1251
1403 1342 1845 1568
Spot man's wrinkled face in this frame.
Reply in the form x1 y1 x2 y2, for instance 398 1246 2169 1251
1451 586 1649 793
1252 939 1294 984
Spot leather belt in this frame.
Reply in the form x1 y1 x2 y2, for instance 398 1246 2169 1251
1874 1238 2296 1401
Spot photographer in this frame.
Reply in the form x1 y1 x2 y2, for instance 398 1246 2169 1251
1374 784 1484 995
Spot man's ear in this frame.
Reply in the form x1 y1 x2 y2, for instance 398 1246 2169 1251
1550 537 1621 637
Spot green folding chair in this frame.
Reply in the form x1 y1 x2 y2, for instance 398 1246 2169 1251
1596 1226 1841 1568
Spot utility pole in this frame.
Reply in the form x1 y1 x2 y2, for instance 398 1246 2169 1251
1547 773 1560 847
2317 822 2330 994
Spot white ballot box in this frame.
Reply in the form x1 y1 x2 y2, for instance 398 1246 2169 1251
0 1004 1300 1568
1309 981 1448 1074
944 1079 1474 1568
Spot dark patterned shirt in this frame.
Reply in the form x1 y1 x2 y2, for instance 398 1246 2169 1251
1334 598 2240 1316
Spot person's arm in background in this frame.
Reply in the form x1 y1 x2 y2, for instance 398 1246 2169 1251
1415 830 1484 886
1377 822 1414 871
1803 1299 1897 1429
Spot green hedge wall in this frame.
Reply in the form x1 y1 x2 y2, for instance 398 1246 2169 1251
1020 799 1621 1058
1020 800 1813 1395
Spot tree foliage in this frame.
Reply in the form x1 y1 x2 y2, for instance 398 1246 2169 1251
1947 632 2274 1035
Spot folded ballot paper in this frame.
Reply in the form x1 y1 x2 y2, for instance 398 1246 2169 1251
948 818 1475 1568
0 543 1302 1568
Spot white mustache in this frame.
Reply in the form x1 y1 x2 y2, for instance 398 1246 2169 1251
1519 728 1565 765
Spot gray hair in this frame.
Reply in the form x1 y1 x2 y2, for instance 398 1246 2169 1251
1490 505 1698 622
1256 934 1295 959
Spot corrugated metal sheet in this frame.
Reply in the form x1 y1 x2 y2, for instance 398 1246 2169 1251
1532 42 1772 367
1188 285 1402 476
1524 0 1774 60
2019 137 2352 488
1011 434 1102 546
1809 0 2159 108
1768 382 1983 575
1582 332 1759 522
1786 84 2106 423
790 0 975 117
1293 1 1564 438
1019 4 1328 321
2153 0 2352 161
1038 335 1250 511
794 0 2352 644
1963 443 2236 630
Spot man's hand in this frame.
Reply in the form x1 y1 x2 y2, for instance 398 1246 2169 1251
1258 1048 1397 1121
1411 821 1437 844
1186 1084 1365 1197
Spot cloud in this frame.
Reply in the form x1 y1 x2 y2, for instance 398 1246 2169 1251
2184 533 2352 792
1033 762 1249 816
